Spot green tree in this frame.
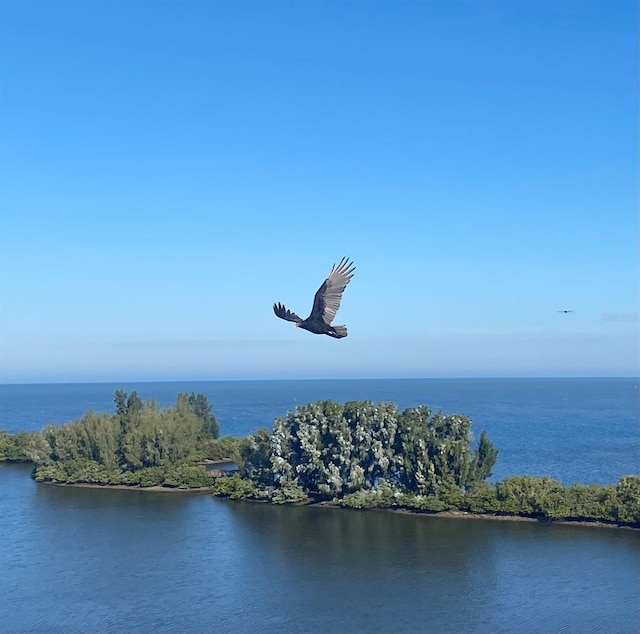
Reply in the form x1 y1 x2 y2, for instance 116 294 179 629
0 431 34 462
32 390 215 476
613 475 640 524
466 430 499 488
253 399 497 502
186 393 219 438
115 391 144 468
494 476 560 516
240 428 272 486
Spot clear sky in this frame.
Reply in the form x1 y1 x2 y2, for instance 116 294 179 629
0 1 637 383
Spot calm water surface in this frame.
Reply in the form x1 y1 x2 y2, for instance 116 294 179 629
1 463 638 634
1 379 638 633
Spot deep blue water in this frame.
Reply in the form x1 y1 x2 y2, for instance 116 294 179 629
1 378 638 484
0 379 638 633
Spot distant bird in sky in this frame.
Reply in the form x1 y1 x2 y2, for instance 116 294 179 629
557 310 575 313
273 257 356 339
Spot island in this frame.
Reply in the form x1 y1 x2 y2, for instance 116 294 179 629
1 390 638 528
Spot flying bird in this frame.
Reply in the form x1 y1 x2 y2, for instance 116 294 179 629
557 310 575 313
273 257 356 338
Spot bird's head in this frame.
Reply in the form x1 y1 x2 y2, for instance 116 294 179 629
294 322 300 327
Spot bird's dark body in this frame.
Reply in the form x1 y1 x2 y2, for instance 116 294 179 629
298 316 345 338
273 258 355 339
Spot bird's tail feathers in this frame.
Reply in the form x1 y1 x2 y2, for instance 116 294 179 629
332 326 348 338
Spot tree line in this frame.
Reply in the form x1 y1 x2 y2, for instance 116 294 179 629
213 399 640 527
0 391 241 488
1 392 638 526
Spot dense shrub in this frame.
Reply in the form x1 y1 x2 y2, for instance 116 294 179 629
494 476 560 516
0 431 33 462
23 391 223 489
164 464 212 488
270 478 309 504
250 400 497 501
199 436 247 463
34 459 123 485
212 474 258 499
340 481 399 509
612 476 640 524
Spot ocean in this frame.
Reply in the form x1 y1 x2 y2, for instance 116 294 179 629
0 378 638 633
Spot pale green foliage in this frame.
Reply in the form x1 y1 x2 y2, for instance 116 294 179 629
270 400 402 498
252 399 498 501
340 481 399 508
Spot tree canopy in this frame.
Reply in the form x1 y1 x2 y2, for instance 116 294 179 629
238 399 498 501
20 391 222 488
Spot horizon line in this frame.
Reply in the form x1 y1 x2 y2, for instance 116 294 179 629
1 375 638 387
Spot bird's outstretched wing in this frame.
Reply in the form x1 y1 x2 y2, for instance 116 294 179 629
273 302 302 323
309 257 356 325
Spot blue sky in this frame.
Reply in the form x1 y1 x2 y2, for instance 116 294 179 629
0 0 637 383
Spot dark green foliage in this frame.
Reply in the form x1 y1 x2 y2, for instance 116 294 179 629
240 428 272 486
466 431 499 486
435 478 466 508
270 478 309 504
334 476 640 526
186 393 219 439
456 475 639 526
463 483 501 513
33 459 213 489
127 467 166 487
212 473 258 499
542 483 613 520
494 476 560 515
612 476 640 524
0 430 34 462
163 464 212 489
29 391 222 489
34 459 124 485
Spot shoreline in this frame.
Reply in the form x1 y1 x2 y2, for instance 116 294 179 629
31 478 640 531
337 504 639 531
297 499 640 531
40 480 214 493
